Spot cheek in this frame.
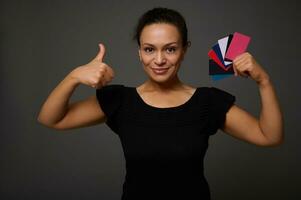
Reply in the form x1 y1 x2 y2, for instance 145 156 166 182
170 54 183 65
141 55 153 65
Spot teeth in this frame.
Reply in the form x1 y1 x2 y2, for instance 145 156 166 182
152 68 168 70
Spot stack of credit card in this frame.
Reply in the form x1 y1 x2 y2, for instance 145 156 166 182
208 32 251 80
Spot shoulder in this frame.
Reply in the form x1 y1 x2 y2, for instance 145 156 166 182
96 84 127 95
95 84 127 119
95 84 127 101
197 86 234 97
97 84 125 91
194 86 236 108
208 87 235 100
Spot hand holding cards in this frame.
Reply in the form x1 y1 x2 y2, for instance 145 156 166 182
208 32 251 80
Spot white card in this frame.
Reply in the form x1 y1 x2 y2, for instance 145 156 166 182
218 36 232 66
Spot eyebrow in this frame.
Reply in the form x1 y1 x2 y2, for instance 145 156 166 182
142 42 178 47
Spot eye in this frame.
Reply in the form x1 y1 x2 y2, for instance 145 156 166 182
166 47 177 53
144 47 154 53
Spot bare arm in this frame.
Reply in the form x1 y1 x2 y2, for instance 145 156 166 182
47 94 107 131
221 53 284 147
222 80 283 146
37 43 114 130
37 73 81 128
37 73 107 130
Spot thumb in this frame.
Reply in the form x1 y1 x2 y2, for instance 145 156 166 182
94 43 106 62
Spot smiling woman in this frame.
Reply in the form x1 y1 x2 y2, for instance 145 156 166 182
138 24 184 80
134 8 190 87
37 6 284 200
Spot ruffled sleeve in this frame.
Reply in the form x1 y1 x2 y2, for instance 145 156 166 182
207 87 236 135
96 84 124 133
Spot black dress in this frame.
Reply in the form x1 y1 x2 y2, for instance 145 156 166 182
96 84 235 200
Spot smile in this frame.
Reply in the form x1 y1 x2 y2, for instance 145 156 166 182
151 67 170 75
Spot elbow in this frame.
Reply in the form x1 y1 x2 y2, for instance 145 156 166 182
263 133 285 147
37 116 48 127
37 117 64 131
37 116 50 127
267 139 284 147
37 113 49 127
37 117 53 129
275 134 285 146
270 129 285 147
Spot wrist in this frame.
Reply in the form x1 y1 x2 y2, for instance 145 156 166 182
67 68 81 86
258 75 271 88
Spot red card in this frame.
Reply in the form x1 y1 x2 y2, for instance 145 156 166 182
208 49 227 71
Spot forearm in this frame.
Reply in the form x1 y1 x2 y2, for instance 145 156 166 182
37 71 80 126
258 78 284 144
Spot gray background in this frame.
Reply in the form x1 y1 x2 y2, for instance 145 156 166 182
1 0 300 199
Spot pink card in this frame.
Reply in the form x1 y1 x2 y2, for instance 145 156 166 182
225 32 251 61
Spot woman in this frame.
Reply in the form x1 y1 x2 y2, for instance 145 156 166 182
37 7 283 200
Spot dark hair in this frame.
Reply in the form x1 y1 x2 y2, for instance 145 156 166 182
133 7 191 48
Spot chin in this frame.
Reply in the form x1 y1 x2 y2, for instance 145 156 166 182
148 73 177 84
150 77 169 84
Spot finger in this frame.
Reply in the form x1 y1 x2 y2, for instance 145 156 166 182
233 55 246 66
94 43 106 62
95 78 105 89
104 66 114 82
236 69 249 78
107 66 115 79
233 59 248 75
233 52 248 63
101 74 110 86
232 63 238 76
236 65 250 78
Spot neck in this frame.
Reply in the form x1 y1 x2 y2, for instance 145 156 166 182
143 75 184 92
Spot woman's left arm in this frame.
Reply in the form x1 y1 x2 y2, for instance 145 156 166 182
222 52 284 147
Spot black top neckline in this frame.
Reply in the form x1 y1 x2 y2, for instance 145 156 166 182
132 87 199 111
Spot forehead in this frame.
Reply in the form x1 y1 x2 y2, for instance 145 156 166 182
140 23 181 45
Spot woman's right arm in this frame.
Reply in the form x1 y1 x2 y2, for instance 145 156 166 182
37 43 115 131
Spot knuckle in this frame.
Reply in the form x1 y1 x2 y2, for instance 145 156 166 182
101 62 108 68
101 65 108 72
96 72 103 79
99 67 106 73
246 53 252 59
92 79 99 85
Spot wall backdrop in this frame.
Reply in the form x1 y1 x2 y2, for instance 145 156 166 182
1 0 299 199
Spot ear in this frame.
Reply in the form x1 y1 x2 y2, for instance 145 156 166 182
138 48 142 61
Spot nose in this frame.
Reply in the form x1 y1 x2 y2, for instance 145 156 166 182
154 51 166 65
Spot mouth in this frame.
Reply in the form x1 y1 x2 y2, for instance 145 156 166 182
150 67 170 75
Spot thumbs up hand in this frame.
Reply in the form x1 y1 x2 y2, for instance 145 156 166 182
70 43 115 89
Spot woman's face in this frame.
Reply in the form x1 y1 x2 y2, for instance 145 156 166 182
138 23 187 84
